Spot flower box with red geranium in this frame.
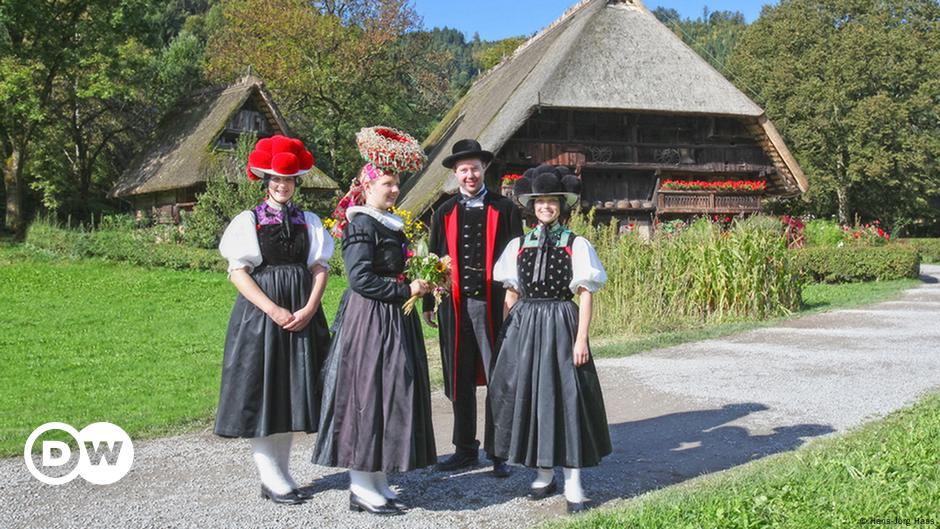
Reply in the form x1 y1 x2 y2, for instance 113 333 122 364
660 179 767 193
501 173 522 198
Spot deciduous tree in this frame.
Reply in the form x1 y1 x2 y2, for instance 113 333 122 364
727 0 940 230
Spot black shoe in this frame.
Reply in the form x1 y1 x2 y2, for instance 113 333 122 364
292 487 316 500
525 479 557 500
492 460 511 478
384 497 408 510
349 492 404 515
260 485 305 504
435 452 479 472
566 499 593 514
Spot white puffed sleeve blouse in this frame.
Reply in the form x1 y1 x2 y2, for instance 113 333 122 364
493 237 522 291
569 237 607 293
492 235 607 294
218 209 335 274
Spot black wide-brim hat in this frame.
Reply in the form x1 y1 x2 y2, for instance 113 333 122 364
514 164 581 207
442 139 494 168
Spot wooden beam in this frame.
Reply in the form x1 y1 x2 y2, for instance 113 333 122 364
757 115 808 193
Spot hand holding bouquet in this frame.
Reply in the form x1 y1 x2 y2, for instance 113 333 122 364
402 239 451 315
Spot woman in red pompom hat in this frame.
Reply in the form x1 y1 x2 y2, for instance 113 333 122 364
215 134 331 505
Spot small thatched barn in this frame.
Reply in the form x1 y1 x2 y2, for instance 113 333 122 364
110 75 337 222
399 0 808 230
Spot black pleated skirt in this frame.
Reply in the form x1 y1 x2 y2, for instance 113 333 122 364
490 298 611 468
214 263 329 438
313 288 437 472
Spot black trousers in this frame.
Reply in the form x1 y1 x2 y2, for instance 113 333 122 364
451 297 501 460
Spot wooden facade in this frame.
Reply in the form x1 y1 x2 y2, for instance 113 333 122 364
494 108 774 227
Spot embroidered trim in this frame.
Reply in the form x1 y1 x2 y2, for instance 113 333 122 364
522 226 574 248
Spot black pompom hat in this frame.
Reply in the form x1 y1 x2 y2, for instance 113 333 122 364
513 164 581 207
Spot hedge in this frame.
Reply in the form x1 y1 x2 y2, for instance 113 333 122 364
26 222 228 272
26 221 348 275
898 238 940 264
792 245 921 283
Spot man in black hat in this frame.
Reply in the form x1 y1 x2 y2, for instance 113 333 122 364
423 139 523 477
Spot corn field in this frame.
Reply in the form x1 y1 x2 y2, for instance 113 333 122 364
568 212 803 337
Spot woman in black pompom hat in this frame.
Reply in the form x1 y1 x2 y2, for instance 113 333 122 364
489 164 611 514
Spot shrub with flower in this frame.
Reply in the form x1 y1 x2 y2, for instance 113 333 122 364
841 221 890 246
710 214 735 230
402 237 451 315
619 222 636 235
781 215 805 248
661 179 767 193
389 206 428 242
657 218 687 236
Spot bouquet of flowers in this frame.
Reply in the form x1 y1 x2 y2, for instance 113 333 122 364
402 238 451 315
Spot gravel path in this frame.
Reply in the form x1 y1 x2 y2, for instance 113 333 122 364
3 265 939 529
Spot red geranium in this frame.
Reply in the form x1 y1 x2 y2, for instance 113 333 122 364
662 179 767 193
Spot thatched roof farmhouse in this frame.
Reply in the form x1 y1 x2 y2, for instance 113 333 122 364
111 75 337 222
399 0 807 227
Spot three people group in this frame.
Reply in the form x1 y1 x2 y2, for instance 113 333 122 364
214 129 611 515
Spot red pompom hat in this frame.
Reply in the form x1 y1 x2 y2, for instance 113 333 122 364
246 135 315 180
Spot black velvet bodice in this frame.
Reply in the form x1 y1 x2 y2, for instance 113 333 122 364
342 213 411 303
518 228 574 301
257 224 310 267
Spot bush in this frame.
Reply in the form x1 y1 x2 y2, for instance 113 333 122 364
803 219 844 246
26 216 348 276
568 212 802 337
184 133 335 251
185 172 269 249
898 238 940 264
98 213 139 231
26 219 227 272
803 218 891 247
792 245 920 283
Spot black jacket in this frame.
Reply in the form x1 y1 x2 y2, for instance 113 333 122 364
423 190 523 400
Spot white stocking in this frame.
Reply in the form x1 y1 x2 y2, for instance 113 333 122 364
349 470 387 506
562 467 585 502
532 468 554 488
372 471 398 499
271 432 299 490
251 435 293 495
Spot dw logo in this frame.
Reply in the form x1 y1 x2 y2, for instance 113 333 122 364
24 422 134 485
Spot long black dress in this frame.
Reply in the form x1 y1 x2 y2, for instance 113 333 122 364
214 204 333 438
313 208 436 472
489 224 611 468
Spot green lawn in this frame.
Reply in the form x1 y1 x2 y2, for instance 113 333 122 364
551 391 940 529
0 245 443 456
0 246 922 456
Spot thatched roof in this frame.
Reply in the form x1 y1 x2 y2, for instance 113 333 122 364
111 75 337 198
399 0 807 213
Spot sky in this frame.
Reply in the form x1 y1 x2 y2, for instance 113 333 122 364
411 0 768 41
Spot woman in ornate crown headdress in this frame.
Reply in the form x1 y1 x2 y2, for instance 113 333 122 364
313 126 435 516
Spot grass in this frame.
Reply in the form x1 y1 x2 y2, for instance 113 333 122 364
0 245 922 457
550 391 940 529
0 245 436 456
